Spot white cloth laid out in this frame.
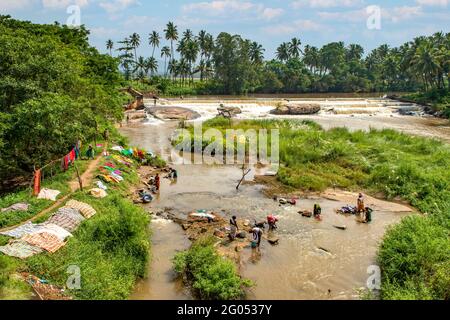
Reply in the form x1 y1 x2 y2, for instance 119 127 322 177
37 188 61 201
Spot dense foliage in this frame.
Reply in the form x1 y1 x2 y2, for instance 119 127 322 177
0 15 125 183
173 237 252 300
110 23 449 97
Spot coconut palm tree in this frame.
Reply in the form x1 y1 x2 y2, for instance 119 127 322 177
129 33 141 62
289 38 302 58
161 46 171 77
412 41 440 90
347 44 364 61
149 31 160 59
182 29 194 42
183 40 199 85
276 42 290 62
168 59 178 82
133 56 147 82
164 22 178 63
106 39 114 56
145 57 159 77
250 41 265 65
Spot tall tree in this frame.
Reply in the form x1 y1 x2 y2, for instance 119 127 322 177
149 31 160 59
276 42 290 62
129 32 141 62
106 39 114 56
161 46 171 77
289 38 302 58
164 22 178 79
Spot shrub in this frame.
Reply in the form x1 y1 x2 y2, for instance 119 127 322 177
173 237 252 300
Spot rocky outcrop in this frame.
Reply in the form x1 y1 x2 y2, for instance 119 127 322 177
217 104 242 118
270 103 321 115
147 106 201 120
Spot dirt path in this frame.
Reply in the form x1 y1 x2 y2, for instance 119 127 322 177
0 154 104 233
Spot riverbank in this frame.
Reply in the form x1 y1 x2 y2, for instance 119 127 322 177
170 117 449 299
0 142 163 300
400 89 450 118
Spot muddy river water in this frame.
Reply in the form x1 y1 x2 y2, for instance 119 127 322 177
124 98 449 300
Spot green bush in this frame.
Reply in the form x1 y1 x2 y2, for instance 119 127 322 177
173 237 252 300
378 215 450 300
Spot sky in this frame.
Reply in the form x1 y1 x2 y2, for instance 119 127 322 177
1 0 449 61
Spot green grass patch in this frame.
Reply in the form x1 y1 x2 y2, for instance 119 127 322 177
173 237 252 300
0 160 89 229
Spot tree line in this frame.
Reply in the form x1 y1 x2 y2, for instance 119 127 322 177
0 15 125 184
107 22 449 95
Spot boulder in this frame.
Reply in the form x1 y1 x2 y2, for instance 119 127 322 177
270 103 321 115
217 104 242 118
214 229 226 238
147 106 201 120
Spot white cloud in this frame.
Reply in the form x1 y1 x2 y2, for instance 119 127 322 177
383 6 423 23
261 7 284 20
182 0 284 21
42 0 89 9
0 0 36 12
416 0 448 6
291 0 363 9
99 0 137 14
262 19 324 35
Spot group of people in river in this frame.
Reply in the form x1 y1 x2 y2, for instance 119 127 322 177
228 192 372 252
138 168 179 203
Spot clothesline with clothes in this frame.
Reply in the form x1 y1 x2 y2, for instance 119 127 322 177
32 141 83 196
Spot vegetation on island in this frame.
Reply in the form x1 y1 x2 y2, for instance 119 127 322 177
173 237 252 300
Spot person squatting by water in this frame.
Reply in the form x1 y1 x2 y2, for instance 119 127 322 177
267 214 278 231
155 173 161 191
251 226 263 250
229 215 239 241
313 204 322 221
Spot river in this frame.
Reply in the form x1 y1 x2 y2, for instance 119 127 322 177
123 97 449 300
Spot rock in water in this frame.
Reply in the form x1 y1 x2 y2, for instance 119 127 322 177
270 103 321 115
268 237 279 245
147 106 201 120
217 105 242 118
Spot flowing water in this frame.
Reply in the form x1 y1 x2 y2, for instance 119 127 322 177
123 98 449 300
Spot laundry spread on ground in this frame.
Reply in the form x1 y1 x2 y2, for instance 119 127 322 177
0 240 43 259
65 200 96 218
90 188 107 198
0 222 46 239
22 232 66 253
37 188 61 201
1 203 29 213
47 207 85 233
39 223 73 241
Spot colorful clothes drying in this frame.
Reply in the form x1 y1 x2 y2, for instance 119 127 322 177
0 240 43 259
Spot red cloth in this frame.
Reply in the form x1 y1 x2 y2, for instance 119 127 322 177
33 169 41 196
63 155 69 171
267 215 278 224
69 149 76 162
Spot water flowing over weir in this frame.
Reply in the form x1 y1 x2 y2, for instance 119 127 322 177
122 97 449 300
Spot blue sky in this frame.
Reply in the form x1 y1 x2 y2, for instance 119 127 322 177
1 0 449 60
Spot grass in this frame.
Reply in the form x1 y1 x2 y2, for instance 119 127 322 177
182 117 450 300
0 160 90 229
0 143 152 300
173 237 252 300
24 151 150 300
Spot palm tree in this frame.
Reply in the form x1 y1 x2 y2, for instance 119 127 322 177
250 41 265 65
149 31 160 59
276 42 290 62
412 41 440 90
164 22 178 64
168 59 178 82
132 56 147 83
145 57 159 77
184 40 199 85
347 44 364 61
161 46 171 77
129 33 141 62
289 38 302 58
183 29 194 42
106 39 114 56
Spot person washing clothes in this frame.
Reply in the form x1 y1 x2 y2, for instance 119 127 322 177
313 204 322 220
251 227 263 250
357 193 365 221
229 216 239 241
155 173 161 191
267 214 278 231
